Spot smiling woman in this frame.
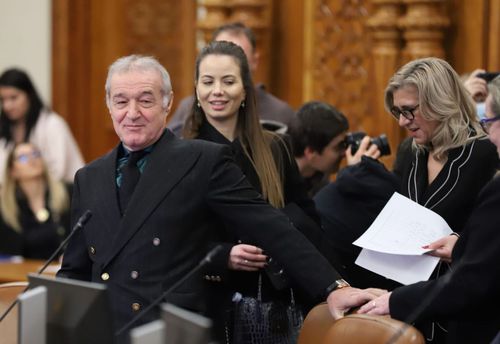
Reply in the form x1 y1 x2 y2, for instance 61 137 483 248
183 41 324 343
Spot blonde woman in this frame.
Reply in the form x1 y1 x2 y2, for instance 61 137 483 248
388 57 497 234
0 143 70 259
386 57 498 342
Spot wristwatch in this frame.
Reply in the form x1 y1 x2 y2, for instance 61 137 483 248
325 279 351 296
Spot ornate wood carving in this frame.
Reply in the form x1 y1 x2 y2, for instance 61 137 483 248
366 0 405 160
399 0 450 62
304 0 375 137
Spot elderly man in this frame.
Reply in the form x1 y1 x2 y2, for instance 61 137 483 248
58 55 375 341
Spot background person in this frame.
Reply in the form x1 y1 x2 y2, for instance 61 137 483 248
358 74 500 344
167 22 295 136
57 54 377 343
0 143 71 259
288 100 381 196
0 68 84 184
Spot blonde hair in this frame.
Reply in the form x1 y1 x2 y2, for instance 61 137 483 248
184 41 286 207
385 57 484 161
0 144 69 232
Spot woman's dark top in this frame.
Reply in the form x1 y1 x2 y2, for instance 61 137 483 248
195 121 323 304
0 184 71 259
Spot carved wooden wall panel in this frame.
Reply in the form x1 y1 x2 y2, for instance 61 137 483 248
52 0 196 161
303 0 377 138
52 0 499 164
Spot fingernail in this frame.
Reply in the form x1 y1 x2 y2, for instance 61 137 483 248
422 245 429 249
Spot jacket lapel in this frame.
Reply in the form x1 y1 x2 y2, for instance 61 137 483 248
102 131 201 268
91 147 122 237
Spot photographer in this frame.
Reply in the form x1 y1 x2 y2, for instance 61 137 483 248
288 101 381 196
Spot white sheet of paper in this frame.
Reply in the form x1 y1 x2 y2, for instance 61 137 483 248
352 192 453 285
353 192 452 255
355 249 440 285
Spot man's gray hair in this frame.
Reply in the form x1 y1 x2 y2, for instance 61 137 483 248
105 55 172 109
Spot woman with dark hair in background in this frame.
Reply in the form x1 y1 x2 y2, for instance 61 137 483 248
0 143 71 259
0 68 84 184
184 41 325 343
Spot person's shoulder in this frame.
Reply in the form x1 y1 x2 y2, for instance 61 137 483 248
255 85 295 121
258 89 293 111
167 132 228 156
471 135 497 155
37 110 70 129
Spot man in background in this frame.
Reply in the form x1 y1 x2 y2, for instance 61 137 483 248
288 101 349 196
167 22 295 136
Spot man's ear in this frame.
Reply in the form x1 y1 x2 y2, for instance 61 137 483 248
165 91 174 113
303 146 318 161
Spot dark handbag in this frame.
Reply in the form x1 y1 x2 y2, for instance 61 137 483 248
231 274 304 344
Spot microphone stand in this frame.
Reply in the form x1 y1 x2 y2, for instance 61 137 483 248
115 245 223 337
0 210 92 322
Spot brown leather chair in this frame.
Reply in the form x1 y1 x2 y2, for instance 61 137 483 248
298 303 424 344
0 281 29 344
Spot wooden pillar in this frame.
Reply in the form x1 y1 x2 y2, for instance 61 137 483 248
366 0 405 164
399 0 450 62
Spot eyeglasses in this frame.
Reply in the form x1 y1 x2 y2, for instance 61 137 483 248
480 116 500 134
390 104 419 121
15 151 42 163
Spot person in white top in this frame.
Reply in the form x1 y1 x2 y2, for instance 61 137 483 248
0 68 84 184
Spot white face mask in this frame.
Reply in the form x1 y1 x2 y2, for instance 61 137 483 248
476 102 486 119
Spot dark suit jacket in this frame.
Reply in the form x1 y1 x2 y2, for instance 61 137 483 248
390 176 500 344
58 130 339 337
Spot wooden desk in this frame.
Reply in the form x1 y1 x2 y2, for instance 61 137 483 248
0 259 59 283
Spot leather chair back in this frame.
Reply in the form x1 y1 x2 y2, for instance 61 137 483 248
298 303 424 344
0 281 29 344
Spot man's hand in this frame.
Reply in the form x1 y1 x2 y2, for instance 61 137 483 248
358 291 392 316
346 136 381 165
228 244 267 271
326 287 378 319
423 234 459 263
463 69 487 103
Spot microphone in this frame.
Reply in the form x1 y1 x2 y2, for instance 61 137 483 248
0 210 92 322
115 244 223 336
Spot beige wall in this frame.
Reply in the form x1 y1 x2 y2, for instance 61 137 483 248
0 0 51 104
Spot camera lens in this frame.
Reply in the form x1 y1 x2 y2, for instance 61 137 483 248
346 132 391 157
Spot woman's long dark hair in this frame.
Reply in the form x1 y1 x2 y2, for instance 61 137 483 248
0 68 44 144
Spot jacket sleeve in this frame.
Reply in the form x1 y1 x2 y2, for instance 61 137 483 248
390 177 500 322
204 145 340 301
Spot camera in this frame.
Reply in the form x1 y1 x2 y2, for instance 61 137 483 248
477 72 500 83
346 131 391 157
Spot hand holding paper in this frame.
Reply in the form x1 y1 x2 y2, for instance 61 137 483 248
353 192 452 285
